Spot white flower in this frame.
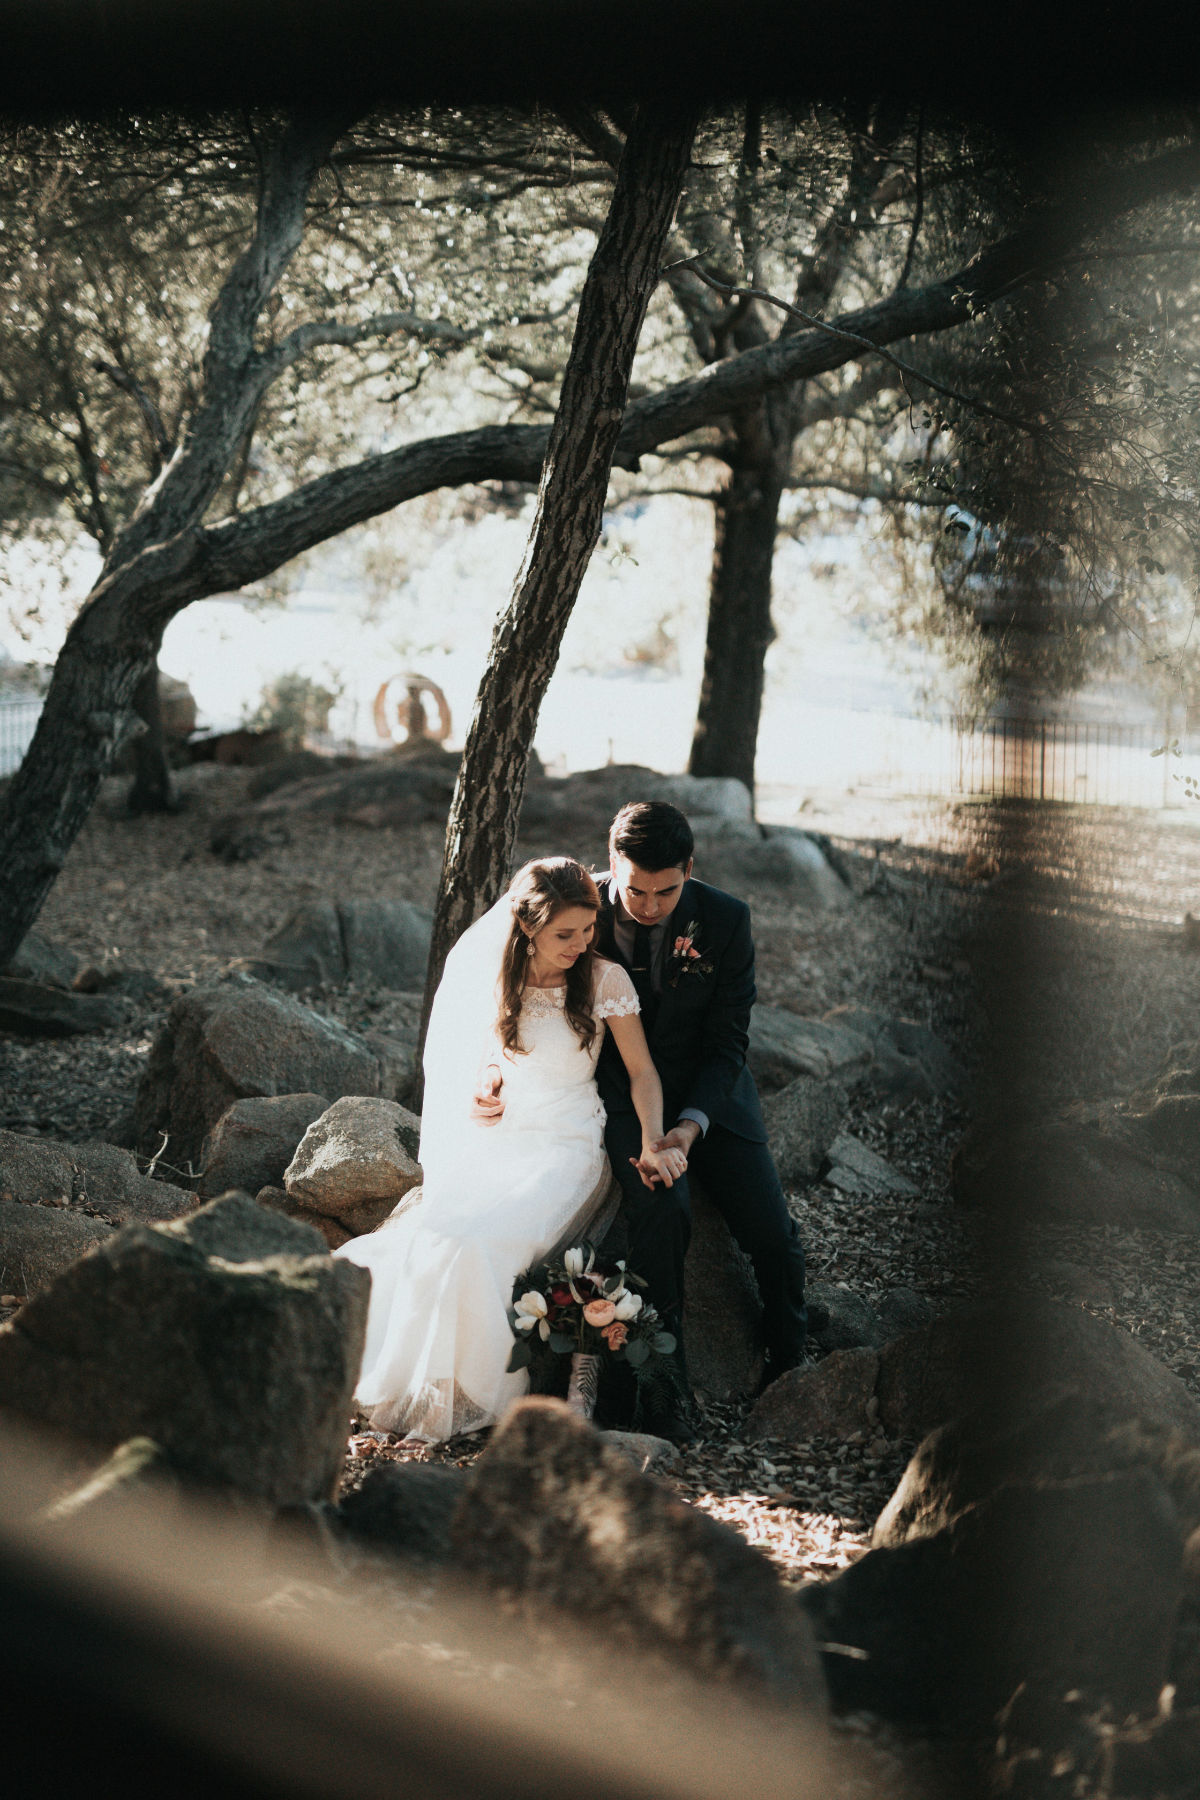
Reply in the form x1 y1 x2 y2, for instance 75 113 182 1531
513 1290 548 1333
614 1291 643 1321
564 1246 592 1278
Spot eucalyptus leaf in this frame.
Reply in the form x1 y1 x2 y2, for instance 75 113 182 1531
506 1339 533 1372
653 1332 677 1354
625 1338 649 1368
548 1331 576 1353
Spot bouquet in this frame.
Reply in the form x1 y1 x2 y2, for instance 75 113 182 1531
507 1242 676 1375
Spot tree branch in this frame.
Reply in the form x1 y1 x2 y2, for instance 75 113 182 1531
264 307 474 373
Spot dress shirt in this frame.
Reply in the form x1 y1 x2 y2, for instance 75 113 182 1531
611 896 708 1139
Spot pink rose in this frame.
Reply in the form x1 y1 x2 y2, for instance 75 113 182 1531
583 1299 617 1327
602 1321 629 1350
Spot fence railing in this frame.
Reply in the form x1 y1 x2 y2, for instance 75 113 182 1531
952 717 1184 808
0 697 42 778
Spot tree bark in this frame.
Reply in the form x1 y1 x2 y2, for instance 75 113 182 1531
688 400 791 795
126 660 178 815
417 98 700 1067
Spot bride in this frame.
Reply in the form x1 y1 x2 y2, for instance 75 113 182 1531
333 856 685 1442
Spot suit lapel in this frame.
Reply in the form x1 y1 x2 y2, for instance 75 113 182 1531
653 878 704 1025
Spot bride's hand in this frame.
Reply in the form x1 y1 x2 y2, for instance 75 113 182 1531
630 1143 687 1189
471 1065 505 1126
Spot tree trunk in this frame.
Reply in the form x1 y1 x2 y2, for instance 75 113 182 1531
688 398 792 798
0 616 157 957
126 659 178 815
418 98 700 1068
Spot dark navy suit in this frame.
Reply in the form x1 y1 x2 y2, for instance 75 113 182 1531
594 874 807 1376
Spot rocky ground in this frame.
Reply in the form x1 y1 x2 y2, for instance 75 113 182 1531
9 764 1200 1624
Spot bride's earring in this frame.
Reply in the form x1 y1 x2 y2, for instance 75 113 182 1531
526 938 535 956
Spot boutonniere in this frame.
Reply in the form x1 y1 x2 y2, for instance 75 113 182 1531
667 920 713 986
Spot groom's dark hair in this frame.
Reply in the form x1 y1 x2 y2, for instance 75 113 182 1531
609 800 694 870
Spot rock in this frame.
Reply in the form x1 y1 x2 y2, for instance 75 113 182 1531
284 1097 423 1227
804 1280 884 1352
452 1398 825 1702
0 1130 194 1226
3 929 80 991
761 1075 847 1187
132 974 396 1169
0 1193 369 1507
158 672 197 739
874 1285 934 1341
953 1112 1200 1234
747 1006 873 1094
747 1347 879 1442
208 811 292 863
255 1187 354 1250
746 828 855 907
246 898 432 993
334 1460 464 1565
198 1093 329 1201
245 750 356 800
681 1181 765 1402
0 1199 114 1297
250 761 456 827
823 1006 967 1104
875 1297 1200 1446
602 1429 682 1475
1040 1258 1117 1307
823 1132 920 1198
804 1465 1183 1727
0 977 123 1037
872 1390 1182 1551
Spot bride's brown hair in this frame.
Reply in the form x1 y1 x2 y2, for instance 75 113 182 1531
497 858 601 1058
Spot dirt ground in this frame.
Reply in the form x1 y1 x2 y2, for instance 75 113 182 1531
6 769 1200 1604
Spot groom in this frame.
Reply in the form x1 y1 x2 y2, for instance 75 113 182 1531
593 799 808 1437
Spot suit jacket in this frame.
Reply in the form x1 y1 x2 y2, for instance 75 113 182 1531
594 874 767 1143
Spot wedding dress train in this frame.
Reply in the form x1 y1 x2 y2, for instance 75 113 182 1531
333 960 638 1442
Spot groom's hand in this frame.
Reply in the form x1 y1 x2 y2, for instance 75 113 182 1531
654 1122 701 1157
471 1065 505 1125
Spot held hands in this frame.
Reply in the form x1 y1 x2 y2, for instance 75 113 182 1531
470 1064 505 1126
629 1122 697 1190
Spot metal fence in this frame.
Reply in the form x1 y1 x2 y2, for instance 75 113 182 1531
0 697 41 777
952 717 1186 808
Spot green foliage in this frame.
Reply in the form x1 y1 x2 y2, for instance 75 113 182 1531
244 671 341 746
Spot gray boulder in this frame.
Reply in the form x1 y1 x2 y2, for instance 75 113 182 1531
0 1199 114 1298
681 1181 765 1402
823 1006 966 1104
0 977 123 1037
334 1460 465 1566
452 1398 826 1703
761 1075 847 1187
952 1110 1200 1234
254 1185 353 1250
823 1132 919 1198
747 1346 879 1442
804 1280 884 1352
0 1130 193 1225
875 1285 935 1340
132 974 396 1168
251 760 456 828
0 1193 369 1506
198 1093 329 1201
748 1006 873 1095
247 898 432 993
804 1465 1183 1727
875 1297 1200 1445
284 1097 423 1230
3 929 80 990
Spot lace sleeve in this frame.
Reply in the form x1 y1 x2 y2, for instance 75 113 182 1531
592 958 641 1019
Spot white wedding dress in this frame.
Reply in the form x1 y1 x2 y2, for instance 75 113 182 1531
333 957 640 1442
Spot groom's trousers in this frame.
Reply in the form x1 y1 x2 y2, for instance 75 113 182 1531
602 1110 808 1372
